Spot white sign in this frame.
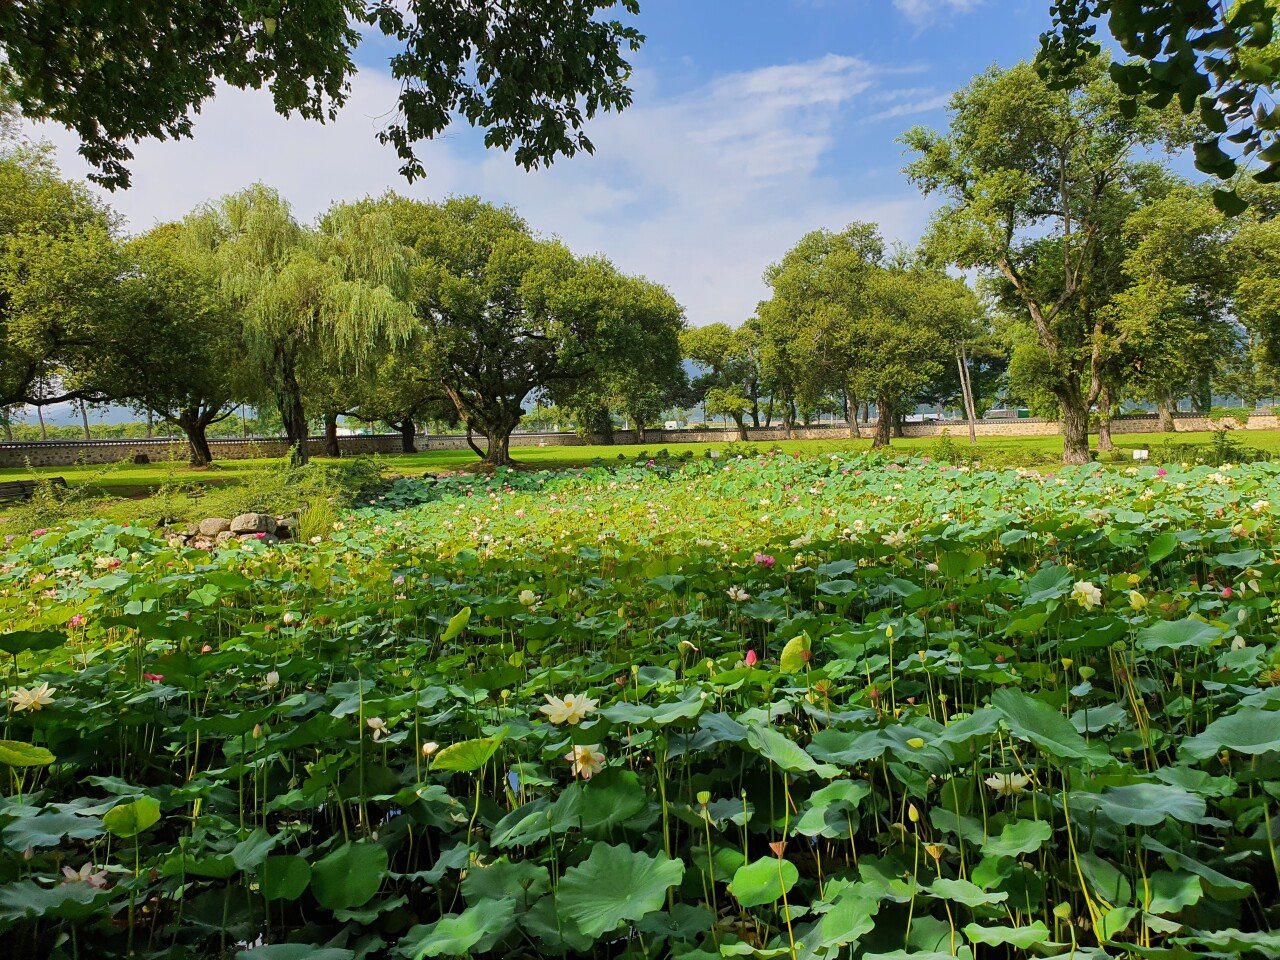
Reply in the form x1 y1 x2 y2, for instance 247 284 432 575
1133 448 1149 460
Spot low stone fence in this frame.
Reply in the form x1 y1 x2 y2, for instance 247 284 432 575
2 413 1276 468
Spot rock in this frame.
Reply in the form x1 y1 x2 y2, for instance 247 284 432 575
192 537 213 550
230 513 276 535
274 517 295 539
199 517 232 536
214 531 237 546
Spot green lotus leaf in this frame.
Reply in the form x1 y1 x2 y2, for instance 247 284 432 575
729 855 799 908
556 844 684 938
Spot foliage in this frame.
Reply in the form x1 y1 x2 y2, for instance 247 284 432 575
1 453 1279 957
1039 0 1280 210
0 0 643 189
905 57 1190 463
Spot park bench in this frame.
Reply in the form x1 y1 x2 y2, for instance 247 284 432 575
0 477 67 503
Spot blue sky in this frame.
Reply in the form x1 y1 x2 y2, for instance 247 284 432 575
27 0 1057 424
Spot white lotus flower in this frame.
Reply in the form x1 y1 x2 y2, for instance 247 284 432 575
9 682 55 712
1071 580 1102 610
366 717 388 741
881 530 908 549
539 693 599 725
264 671 280 689
984 773 1031 797
518 589 539 608
727 586 750 603
61 863 109 889
565 744 606 780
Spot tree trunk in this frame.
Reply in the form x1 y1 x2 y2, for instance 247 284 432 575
2 411 12 442
1058 390 1092 464
146 409 154 439
36 404 47 440
277 358 309 465
1156 393 1176 432
731 414 748 442
893 411 905 438
79 400 91 440
844 389 861 438
465 424 486 459
872 398 892 448
323 412 341 458
957 345 978 444
1097 382 1114 452
782 404 794 440
484 429 512 468
179 410 214 467
397 419 417 453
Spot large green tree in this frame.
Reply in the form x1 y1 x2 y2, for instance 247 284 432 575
555 258 686 443
386 196 617 468
904 58 1184 463
0 144 121 410
91 223 253 466
755 223 885 439
0 1 642 189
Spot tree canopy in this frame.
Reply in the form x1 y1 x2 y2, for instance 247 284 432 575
0 1 643 189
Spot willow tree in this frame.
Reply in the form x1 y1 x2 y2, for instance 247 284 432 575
189 186 417 464
905 58 1186 464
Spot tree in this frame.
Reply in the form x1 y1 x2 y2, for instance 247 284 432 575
851 261 980 448
91 223 253 466
904 58 1184 463
1107 185 1235 432
0 144 121 410
756 223 885 438
353 347 456 453
556 259 686 443
681 323 758 440
0 1 643 189
1039 0 1279 210
387 196 615 468
189 186 417 464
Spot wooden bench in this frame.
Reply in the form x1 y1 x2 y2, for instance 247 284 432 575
0 477 67 503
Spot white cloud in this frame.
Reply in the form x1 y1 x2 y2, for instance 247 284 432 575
24 53 936 329
893 0 984 25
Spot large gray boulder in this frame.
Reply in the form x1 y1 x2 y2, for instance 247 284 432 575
199 517 232 536
230 513 276 535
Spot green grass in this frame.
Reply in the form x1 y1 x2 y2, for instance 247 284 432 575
3 428 1278 528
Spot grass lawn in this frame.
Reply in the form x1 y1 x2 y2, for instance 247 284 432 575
2 428 1276 528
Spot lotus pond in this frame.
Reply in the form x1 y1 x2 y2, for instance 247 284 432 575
1 453 1279 960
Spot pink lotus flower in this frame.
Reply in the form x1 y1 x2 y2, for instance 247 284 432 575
67 614 86 629
744 649 758 667
1221 586 1234 599
1156 468 1167 477
254 532 267 539
31 529 48 538
754 553 776 568
143 673 164 682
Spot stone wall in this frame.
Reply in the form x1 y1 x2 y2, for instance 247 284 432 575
2 413 1277 468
